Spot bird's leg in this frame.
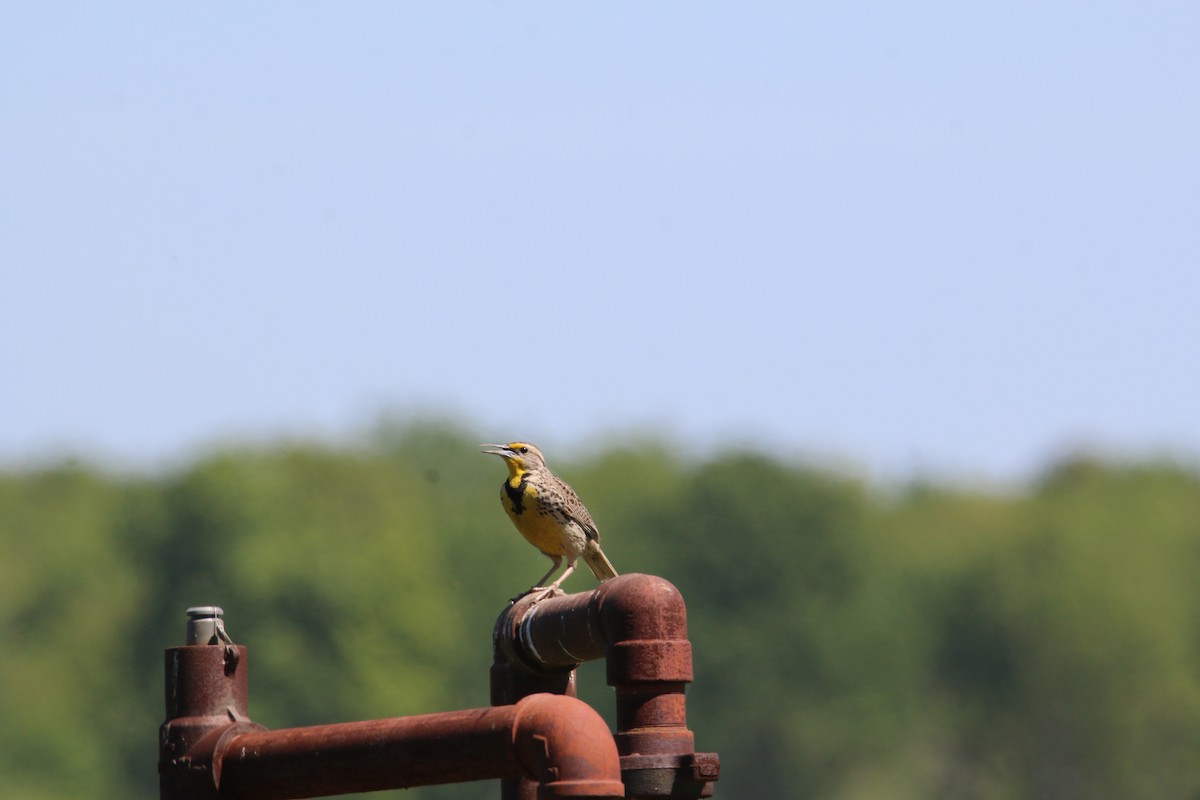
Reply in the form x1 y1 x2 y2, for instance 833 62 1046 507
547 560 577 591
511 557 572 605
532 555 562 590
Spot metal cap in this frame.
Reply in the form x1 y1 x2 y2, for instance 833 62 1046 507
186 606 230 645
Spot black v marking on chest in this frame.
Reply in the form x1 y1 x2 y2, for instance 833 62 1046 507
504 477 527 515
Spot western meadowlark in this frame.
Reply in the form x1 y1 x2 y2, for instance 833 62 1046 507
482 441 618 595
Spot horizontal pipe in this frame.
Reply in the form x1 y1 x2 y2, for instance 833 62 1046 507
501 574 693 682
215 693 622 800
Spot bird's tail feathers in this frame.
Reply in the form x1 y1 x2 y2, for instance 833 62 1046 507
582 544 618 581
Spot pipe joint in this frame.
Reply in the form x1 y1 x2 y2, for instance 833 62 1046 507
511 694 625 799
620 751 721 799
607 640 693 685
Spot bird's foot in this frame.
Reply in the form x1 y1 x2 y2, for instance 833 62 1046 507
509 586 563 605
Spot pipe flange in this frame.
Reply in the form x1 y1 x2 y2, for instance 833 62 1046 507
619 752 721 798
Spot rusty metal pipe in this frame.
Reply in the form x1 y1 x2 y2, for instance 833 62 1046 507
495 574 694 746
493 574 720 798
161 610 624 800
160 643 263 800
216 693 622 800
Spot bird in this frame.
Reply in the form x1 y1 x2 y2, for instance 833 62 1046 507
481 441 618 597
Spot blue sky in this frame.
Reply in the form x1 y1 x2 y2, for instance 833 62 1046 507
3 3 1197 481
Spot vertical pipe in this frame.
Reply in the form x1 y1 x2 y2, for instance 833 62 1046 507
160 607 260 800
493 607 577 800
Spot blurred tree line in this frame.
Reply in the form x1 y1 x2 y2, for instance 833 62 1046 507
1 420 1198 800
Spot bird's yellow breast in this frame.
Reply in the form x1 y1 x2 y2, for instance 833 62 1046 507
501 479 569 556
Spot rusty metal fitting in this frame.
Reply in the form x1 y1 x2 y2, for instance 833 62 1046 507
606 640 693 685
161 607 262 800
159 641 264 799
492 574 721 799
619 752 721 799
593 574 689 640
511 693 625 799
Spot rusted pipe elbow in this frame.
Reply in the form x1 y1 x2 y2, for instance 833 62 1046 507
511 693 624 800
594 573 688 638
593 574 693 686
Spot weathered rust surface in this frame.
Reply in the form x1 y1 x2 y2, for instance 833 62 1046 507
493 574 721 798
162 571 721 800
161 621 623 800
159 644 261 800
216 694 622 800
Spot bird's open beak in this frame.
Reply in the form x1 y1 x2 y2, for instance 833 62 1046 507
481 443 511 457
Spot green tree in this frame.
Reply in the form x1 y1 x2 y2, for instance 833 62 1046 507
2 430 1200 800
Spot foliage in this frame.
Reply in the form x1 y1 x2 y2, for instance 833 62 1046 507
1 427 1199 799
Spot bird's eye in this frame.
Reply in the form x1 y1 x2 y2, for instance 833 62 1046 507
518 446 529 454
